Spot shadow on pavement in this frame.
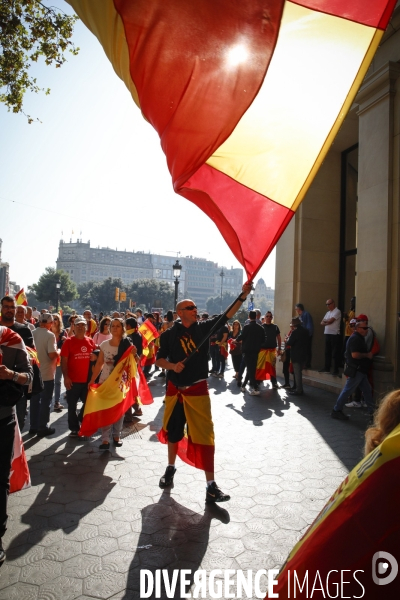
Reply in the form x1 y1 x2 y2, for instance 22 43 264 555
122 493 230 599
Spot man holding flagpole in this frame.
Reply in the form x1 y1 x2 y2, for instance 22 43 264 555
156 282 251 503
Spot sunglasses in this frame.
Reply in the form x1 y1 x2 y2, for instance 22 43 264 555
181 305 197 311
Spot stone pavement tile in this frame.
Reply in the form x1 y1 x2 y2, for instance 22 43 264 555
38 576 82 600
0 582 39 600
83 571 127 599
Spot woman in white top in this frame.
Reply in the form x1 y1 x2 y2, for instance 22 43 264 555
89 318 137 450
93 317 112 346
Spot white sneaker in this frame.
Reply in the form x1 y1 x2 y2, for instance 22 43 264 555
345 400 362 408
249 388 260 396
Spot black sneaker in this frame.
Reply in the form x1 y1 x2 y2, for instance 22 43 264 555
159 466 176 489
28 429 38 435
206 482 231 503
331 410 349 421
37 427 56 437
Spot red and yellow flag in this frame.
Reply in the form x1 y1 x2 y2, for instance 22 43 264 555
139 319 159 357
158 380 215 472
268 423 400 598
15 288 28 306
10 422 31 494
66 0 397 280
79 346 153 437
255 348 276 380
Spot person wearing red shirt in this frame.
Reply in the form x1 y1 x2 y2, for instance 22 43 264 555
61 315 96 437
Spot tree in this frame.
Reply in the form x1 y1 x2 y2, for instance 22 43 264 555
29 267 78 307
128 279 175 312
206 291 239 316
0 0 79 121
77 278 124 313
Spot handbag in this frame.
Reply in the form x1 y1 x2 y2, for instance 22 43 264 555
343 363 358 378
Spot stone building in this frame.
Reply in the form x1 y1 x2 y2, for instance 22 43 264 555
253 278 275 311
274 3 400 395
56 240 243 308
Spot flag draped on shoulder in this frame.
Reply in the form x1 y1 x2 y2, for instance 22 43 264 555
267 423 400 598
66 0 397 279
255 349 276 380
0 326 25 352
15 288 28 306
79 345 152 437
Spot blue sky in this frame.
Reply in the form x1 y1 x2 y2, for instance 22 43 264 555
0 1 275 292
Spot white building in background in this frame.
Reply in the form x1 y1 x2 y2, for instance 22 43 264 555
56 239 243 308
253 278 275 309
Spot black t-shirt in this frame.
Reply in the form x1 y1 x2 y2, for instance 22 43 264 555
262 323 280 348
216 325 229 342
8 322 34 348
127 331 143 357
345 332 371 374
158 315 227 386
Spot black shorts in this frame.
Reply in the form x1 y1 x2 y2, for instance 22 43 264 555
167 400 187 443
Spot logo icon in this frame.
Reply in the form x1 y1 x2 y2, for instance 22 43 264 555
372 551 398 585
81 346 87 352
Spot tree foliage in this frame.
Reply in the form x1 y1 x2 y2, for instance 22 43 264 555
76 278 175 314
0 0 79 121
128 279 175 312
206 291 239 316
77 278 124 313
28 267 78 306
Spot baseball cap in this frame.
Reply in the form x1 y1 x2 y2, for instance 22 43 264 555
39 313 53 324
356 314 368 322
74 315 87 325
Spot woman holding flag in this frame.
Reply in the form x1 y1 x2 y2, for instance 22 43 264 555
88 318 139 450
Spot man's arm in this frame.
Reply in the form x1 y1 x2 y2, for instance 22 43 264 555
351 351 373 360
226 283 252 318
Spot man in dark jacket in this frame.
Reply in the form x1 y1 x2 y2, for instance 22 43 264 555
331 318 374 421
237 310 266 395
0 327 33 564
287 317 309 396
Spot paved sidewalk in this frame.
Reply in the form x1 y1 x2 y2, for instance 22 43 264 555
1 367 371 599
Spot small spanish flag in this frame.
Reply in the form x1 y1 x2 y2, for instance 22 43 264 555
139 319 159 357
15 288 28 306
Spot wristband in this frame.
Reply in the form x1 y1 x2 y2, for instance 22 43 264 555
238 295 247 302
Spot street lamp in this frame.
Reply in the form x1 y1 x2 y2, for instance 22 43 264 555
220 268 225 313
55 279 61 313
173 260 182 309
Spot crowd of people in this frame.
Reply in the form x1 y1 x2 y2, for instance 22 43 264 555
0 288 389 566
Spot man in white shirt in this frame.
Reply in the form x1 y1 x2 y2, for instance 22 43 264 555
30 313 59 436
319 299 342 376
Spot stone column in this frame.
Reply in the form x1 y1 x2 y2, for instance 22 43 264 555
356 61 400 394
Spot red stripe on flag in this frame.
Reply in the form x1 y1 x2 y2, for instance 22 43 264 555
181 164 294 280
290 0 397 29
157 429 214 472
113 0 285 188
79 393 134 437
138 368 154 405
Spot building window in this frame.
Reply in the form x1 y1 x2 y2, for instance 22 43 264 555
339 144 358 310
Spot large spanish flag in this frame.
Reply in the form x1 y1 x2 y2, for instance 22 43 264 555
79 346 152 436
158 380 215 472
255 348 276 380
67 0 397 279
267 423 400 598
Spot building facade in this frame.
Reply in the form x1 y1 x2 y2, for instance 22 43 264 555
0 239 10 297
274 3 400 395
253 278 275 310
56 240 243 308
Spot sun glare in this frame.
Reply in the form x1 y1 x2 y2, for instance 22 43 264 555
226 44 249 67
